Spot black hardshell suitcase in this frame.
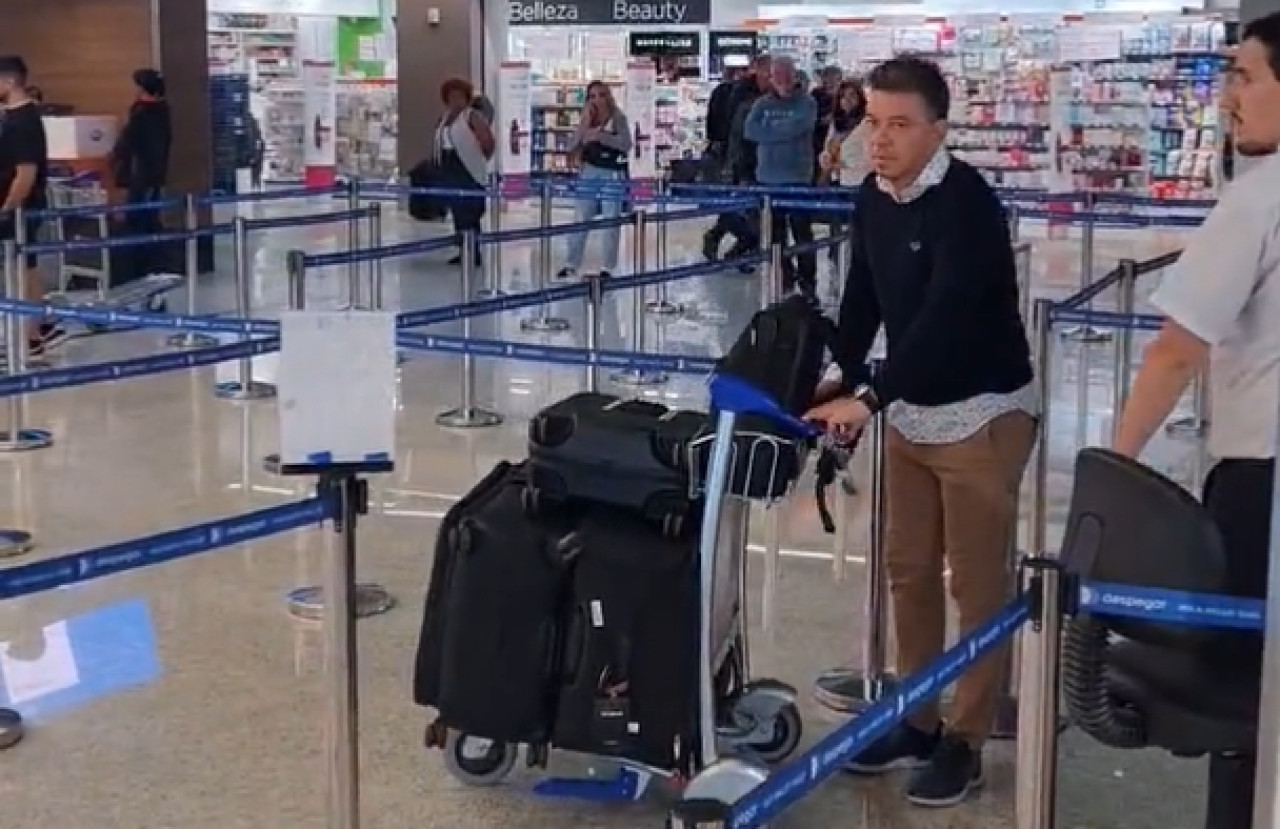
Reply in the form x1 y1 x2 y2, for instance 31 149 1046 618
415 461 578 745
717 294 832 415
526 392 705 535
551 506 699 771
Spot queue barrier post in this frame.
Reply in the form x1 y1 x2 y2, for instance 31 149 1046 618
814 385 896 712
647 180 680 316
1013 559 1065 829
1111 258 1138 417
368 202 385 311
346 181 362 309
760 195 774 304
281 249 395 624
1015 241 1034 325
522 181 570 332
1061 195 1112 344
477 172 506 299
436 230 503 429
214 216 276 401
0 240 53 453
584 272 604 394
169 194 219 350
612 208 667 387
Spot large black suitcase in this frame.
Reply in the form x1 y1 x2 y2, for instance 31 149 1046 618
526 392 705 535
717 294 833 415
551 506 699 771
415 461 578 744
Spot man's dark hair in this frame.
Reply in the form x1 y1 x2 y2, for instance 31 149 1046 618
1243 11 1280 80
865 56 950 122
0 56 28 83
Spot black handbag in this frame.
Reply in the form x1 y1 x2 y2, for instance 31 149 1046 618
407 158 447 222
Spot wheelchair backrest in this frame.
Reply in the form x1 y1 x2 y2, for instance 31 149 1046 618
1060 448 1228 648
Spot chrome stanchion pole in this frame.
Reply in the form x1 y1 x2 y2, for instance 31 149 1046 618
11 211 48 370
169 195 217 349
282 250 395 624
521 181 569 332
96 212 111 298
814 379 896 713
215 217 275 400
477 173 505 299
0 240 52 453
324 474 362 829
436 230 502 428
1015 241 1034 324
646 181 679 315
612 209 666 387
1013 559 1063 829
1007 203 1022 244
1111 258 1137 417
367 203 384 311
760 195 774 303
1062 196 1111 343
345 181 362 309
584 272 603 394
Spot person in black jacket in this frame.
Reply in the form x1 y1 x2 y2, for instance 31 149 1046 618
806 57 1036 808
112 68 172 237
702 54 770 266
704 67 741 160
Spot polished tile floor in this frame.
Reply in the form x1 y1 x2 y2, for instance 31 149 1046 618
0 194 1210 828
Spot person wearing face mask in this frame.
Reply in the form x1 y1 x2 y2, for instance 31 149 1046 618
0 56 59 355
806 56 1035 807
1110 15 1280 829
556 80 632 279
112 68 172 239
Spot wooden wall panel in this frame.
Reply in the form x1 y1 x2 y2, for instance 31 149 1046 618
397 0 484 171
0 0 210 194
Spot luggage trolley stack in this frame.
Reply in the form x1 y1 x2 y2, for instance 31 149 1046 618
412 293 836 807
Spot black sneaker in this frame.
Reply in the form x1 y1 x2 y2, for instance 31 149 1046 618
845 723 939 775
28 323 67 358
701 232 722 262
905 734 984 807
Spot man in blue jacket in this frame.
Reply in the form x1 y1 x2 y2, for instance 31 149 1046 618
744 56 818 295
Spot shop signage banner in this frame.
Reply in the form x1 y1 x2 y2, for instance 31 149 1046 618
302 59 338 187
497 62 533 197
507 0 711 26
624 61 658 191
709 32 759 55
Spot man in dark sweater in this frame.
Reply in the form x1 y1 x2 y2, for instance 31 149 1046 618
806 57 1037 808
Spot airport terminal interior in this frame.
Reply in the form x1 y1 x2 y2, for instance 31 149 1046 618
0 0 1265 827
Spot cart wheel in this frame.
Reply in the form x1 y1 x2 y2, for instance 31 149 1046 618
747 704 803 765
442 731 519 786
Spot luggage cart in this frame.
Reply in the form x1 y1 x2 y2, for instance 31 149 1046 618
45 273 183 334
46 175 111 294
436 373 813 801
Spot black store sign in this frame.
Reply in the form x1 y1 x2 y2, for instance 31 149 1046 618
508 0 711 26
709 31 759 55
628 32 701 56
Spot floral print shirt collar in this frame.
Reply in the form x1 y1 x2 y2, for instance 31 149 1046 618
875 145 950 204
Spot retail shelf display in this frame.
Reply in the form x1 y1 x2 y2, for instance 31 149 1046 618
336 79 397 182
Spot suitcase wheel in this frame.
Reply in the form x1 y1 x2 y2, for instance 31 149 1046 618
442 730 519 787
744 703 803 765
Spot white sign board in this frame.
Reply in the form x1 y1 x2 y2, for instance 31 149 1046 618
624 61 658 182
278 311 398 468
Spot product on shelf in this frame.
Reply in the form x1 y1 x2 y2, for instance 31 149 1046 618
336 79 398 182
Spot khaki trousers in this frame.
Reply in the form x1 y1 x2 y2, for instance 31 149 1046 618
885 411 1037 746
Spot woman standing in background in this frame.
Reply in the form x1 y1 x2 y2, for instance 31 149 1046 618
819 79 871 257
434 78 494 266
557 81 632 279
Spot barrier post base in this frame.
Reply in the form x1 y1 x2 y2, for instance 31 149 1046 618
435 407 503 429
645 299 682 316
611 369 668 387
474 288 507 300
0 528 34 558
168 332 220 350
668 798 730 829
0 428 54 453
989 695 1070 741
1059 325 1113 343
521 316 571 333
0 708 22 750
812 668 899 714
285 584 396 621
1165 416 1208 437
214 380 278 401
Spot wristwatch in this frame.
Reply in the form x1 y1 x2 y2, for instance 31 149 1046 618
851 383 882 414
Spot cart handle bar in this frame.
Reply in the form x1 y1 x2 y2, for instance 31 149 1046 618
708 374 823 439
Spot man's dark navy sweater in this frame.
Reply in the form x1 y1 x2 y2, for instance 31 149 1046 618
835 159 1033 407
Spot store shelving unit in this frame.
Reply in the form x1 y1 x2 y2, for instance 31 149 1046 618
336 79 397 181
